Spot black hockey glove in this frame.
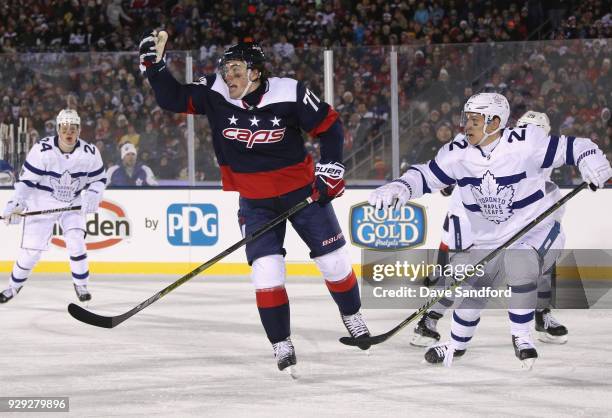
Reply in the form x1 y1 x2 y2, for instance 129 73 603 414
139 30 167 73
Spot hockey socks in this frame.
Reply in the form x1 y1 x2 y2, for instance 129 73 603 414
325 270 361 315
256 286 291 344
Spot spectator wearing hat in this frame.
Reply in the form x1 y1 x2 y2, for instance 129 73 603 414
107 143 158 187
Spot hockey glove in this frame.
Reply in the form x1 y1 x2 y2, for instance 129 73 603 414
440 184 455 197
313 162 346 205
368 179 412 211
2 200 25 225
577 149 612 190
80 189 101 215
139 30 168 73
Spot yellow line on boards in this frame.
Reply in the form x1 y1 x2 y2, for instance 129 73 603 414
0 261 359 277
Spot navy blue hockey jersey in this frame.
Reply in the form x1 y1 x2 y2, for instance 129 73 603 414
146 63 340 198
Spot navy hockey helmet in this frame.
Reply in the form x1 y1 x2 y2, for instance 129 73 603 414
219 41 268 80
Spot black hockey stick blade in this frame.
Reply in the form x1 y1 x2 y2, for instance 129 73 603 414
0 205 81 220
67 197 313 328
68 303 115 328
340 182 588 348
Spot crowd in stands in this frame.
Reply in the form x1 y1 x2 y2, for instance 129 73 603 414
0 0 610 184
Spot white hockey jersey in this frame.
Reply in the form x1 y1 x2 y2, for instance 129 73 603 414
18 136 106 210
403 125 597 247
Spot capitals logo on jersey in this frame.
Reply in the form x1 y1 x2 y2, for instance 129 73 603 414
470 171 515 224
221 114 286 148
50 171 82 202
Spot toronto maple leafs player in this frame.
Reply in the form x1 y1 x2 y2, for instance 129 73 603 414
412 110 569 347
139 31 370 375
371 93 612 369
1 109 106 304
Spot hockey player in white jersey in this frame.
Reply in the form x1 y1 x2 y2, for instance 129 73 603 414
1 109 106 303
412 110 569 347
370 93 612 368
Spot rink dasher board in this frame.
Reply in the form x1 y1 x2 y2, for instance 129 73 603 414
0 188 610 275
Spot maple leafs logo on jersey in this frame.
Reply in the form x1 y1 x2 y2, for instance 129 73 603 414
50 171 80 202
470 171 515 224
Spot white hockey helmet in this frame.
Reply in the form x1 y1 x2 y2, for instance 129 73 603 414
517 110 550 136
461 92 510 129
56 109 80 129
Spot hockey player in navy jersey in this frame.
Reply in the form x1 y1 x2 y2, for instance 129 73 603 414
139 31 370 375
370 93 612 369
1 109 107 304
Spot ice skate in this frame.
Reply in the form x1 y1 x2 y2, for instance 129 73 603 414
73 284 92 302
0 286 21 304
512 333 538 370
341 311 371 350
535 308 568 344
272 337 297 379
424 342 466 365
411 311 443 347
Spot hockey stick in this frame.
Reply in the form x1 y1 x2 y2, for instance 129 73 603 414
67 197 314 328
340 182 589 347
0 205 81 220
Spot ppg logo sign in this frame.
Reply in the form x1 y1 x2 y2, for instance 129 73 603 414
167 204 218 246
349 201 426 250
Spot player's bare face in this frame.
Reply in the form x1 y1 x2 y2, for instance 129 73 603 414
58 124 80 150
464 113 499 146
221 60 259 99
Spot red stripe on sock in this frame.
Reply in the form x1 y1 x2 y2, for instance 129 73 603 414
439 242 449 251
325 270 357 293
256 286 289 308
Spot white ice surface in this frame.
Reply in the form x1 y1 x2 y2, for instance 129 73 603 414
1 275 611 417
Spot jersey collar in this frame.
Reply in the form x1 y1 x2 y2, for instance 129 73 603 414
54 135 81 154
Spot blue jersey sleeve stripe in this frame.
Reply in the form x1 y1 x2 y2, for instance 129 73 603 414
24 161 60 178
566 136 575 166
88 166 105 177
21 179 53 192
408 167 431 194
428 160 454 185
541 135 559 168
510 190 544 209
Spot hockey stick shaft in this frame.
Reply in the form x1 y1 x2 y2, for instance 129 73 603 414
68 197 314 328
0 205 81 220
340 182 589 346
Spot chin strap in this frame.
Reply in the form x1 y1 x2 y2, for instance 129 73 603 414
237 69 253 100
473 123 502 147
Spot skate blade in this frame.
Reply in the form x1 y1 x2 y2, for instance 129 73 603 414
410 335 438 348
520 358 536 371
283 365 298 380
537 332 568 345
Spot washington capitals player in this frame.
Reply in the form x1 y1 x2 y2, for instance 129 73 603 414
371 93 611 368
412 111 569 347
139 31 370 375
1 109 106 303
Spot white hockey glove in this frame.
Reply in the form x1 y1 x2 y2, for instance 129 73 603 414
368 179 412 211
577 149 612 190
80 189 101 215
2 200 25 225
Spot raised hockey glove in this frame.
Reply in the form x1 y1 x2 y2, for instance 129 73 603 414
577 149 612 190
80 189 101 215
368 179 412 211
139 30 168 73
313 162 346 205
2 199 25 225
